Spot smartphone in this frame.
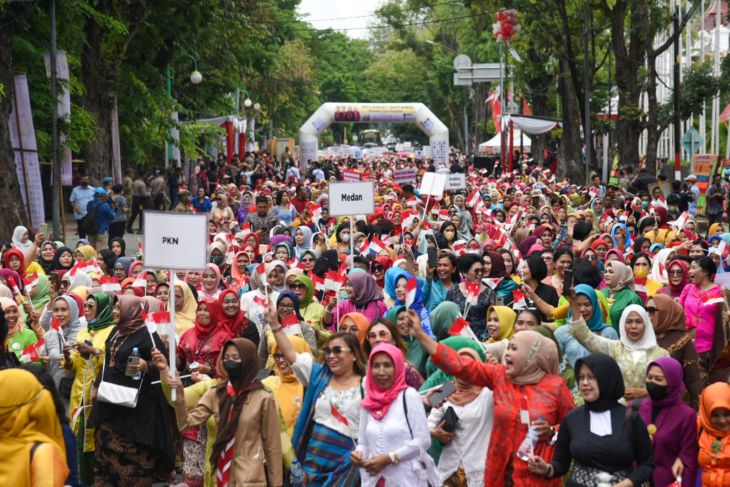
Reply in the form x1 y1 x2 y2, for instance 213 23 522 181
428 381 456 406
427 247 438 268
38 222 48 236
562 269 573 296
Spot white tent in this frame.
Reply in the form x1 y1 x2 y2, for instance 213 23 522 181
479 129 532 155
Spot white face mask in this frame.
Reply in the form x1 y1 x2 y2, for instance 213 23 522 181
341 234 351 242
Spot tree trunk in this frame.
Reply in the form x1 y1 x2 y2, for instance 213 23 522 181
644 54 660 174
0 12 29 235
557 59 584 181
81 17 113 184
530 91 550 166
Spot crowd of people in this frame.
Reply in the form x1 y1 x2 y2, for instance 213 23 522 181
1 149 730 487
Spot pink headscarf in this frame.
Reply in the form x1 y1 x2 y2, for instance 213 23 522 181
199 263 222 300
361 343 408 420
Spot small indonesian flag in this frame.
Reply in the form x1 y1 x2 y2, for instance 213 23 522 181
281 314 302 336
358 237 370 254
453 240 467 255
7 277 22 297
701 289 725 306
132 276 147 288
240 223 251 233
137 241 144 256
51 317 61 331
330 402 349 426
311 274 325 292
324 270 345 292
465 281 480 306
467 190 481 208
448 317 470 337
439 209 450 221
100 276 122 293
482 277 502 290
255 263 267 286
513 289 527 309
405 277 418 308
405 196 419 208
253 294 267 308
144 311 171 336
401 211 418 229
307 202 322 221
23 272 39 291
20 338 44 363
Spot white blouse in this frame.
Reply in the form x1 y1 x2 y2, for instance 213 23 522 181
292 352 363 439
428 388 493 487
355 388 438 487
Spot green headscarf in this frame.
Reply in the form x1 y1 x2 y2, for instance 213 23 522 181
429 302 461 341
420 336 486 392
295 275 315 306
30 275 51 312
386 305 428 377
87 292 116 332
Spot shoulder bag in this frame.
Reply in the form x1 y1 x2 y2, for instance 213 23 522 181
96 332 145 408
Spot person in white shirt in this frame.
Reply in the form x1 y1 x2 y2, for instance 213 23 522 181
428 346 494 486
687 174 700 216
351 343 438 487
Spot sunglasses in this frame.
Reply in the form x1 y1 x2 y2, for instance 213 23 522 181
668 270 683 276
301 258 314 263
288 283 306 290
368 330 391 340
373 265 384 272
645 307 658 314
322 346 351 356
472 268 485 275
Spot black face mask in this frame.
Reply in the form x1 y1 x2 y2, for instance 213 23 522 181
223 360 242 380
646 381 669 401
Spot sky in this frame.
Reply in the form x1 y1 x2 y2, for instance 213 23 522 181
297 0 385 39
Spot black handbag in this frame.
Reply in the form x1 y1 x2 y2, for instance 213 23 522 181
441 406 459 433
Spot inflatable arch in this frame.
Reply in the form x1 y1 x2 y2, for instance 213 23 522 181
299 103 449 170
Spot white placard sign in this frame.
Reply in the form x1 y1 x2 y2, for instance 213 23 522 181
142 212 209 270
328 181 375 217
419 172 447 198
394 167 417 184
445 173 466 190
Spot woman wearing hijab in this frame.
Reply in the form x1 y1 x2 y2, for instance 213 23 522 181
263 335 312 435
37 240 58 274
43 296 84 395
163 338 283 487
527 353 654 486
629 252 662 302
109 237 126 257
351 343 438 487
29 274 52 314
1 297 37 361
646 294 703 408
338 312 369 343
408 310 574 486
65 292 116 484
217 289 259 346
554 284 618 368
323 272 387 329
294 225 313 259
75 244 97 263
427 346 494 486
486 250 520 304
11 225 33 253
384 267 432 336
600 260 642 331
566 301 669 397
371 255 393 290
170 281 198 337
697 382 730 486
51 246 75 273
385 306 431 378
240 263 280 338
178 299 232 379
291 275 326 337
657 258 688 298
637 357 698 486
91 295 175 485
0 368 70 486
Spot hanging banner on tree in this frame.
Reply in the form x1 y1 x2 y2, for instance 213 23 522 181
9 74 45 230
42 51 73 186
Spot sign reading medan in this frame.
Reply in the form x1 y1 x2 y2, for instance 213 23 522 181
143 211 209 270
328 181 375 217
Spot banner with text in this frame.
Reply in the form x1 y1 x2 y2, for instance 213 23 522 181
329 181 375 216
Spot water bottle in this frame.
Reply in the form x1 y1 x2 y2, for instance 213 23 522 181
515 426 538 461
290 458 303 486
127 347 142 380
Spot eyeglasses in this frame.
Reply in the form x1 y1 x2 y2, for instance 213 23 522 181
645 307 658 314
301 258 314 263
368 330 391 340
288 283 306 290
471 267 485 275
322 346 351 356
83 303 95 309
668 270 683 276
277 303 294 310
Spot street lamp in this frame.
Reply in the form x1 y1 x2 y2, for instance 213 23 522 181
190 70 203 85
254 102 261 112
166 52 203 167
244 98 252 108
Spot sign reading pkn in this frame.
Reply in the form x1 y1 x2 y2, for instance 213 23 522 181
162 237 179 245
143 211 208 270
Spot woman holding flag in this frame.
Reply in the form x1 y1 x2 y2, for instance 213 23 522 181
445 254 495 341
65 292 117 485
270 295 367 486
45 296 84 396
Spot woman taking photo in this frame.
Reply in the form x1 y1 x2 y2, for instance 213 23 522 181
160 338 283 487
91 295 175 486
426 252 459 312
527 353 654 486
600 260 643 330
406 310 574 486
638 357 698 486
351 343 438 487
697 382 730 486
445 254 495 341
548 247 573 296
646 294 703 408
679 256 724 377
66 292 117 485
270 299 367 486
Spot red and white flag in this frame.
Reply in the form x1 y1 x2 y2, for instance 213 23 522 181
701 289 725 306
330 402 349 426
255 263 268 286
401 211 418 229
50 317 61 331
465 281 480 306
307 202 322 221
324 270 346 292
132 276 147 288
311 274 325 292
405 277 418 308
144 311 171 336
368 236 386 255
513 289 527 309
467 190 481 208
100 276 122 293
23 272 39 291
358 237 370 255
448 317 470 337
482 277 502 290
453 240 467 255
20 338 44 363
281 314 302 336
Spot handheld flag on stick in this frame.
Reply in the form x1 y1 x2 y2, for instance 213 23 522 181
405 277 418 309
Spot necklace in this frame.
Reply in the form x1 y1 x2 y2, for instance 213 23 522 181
108 334 129 368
